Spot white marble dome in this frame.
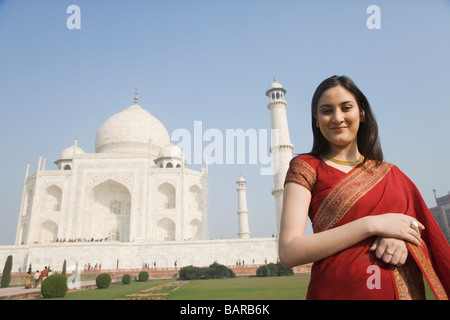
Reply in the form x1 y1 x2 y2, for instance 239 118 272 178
154 143 184 168
269 80 283 89
95 103 170 154
265 79 286 98
157 143 183 159
59 143 85 160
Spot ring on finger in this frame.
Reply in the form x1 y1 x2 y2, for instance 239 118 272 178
410 220 419 230
385 251 394 256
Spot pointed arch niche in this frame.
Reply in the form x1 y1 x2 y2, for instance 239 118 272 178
189 185 203 211
156 217 175 241
189 218 202 240
157 182 176 209
85 179 131 242
39 220 58 243
17 222 29 244
23 189 33 216
40 185 62 212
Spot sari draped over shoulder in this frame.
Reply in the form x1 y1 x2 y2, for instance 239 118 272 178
284 154 450 300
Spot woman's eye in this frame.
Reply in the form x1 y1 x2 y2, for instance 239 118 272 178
342 105 352 111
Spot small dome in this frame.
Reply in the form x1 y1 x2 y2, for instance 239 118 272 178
266 79 286 97
154 143 184 168
157 143 183 159
237 176 246 182
59 143 85 160
269 81 283 89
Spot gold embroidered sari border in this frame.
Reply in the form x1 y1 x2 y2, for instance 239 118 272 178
312 161 393 233
391 256 426 300
407 242 448 300
287 158 317 192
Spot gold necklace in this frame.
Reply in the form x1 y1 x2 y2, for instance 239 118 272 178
324 154 364 166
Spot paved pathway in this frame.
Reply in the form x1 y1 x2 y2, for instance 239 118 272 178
0 281 97 300
0 285 41 300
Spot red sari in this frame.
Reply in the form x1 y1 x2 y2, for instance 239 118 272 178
285 154 450 300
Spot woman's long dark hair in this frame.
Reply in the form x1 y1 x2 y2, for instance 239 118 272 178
309 75 384 164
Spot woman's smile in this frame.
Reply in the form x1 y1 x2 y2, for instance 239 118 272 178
330 126 347 132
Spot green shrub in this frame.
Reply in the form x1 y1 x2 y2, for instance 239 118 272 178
95 273 112 289
41 274 68 298
256 262 294 277
256 263 278 277
276 261 294 276
256 265 265 277
1 255 12 288
122 274 131 284
179 265 204 280
205 262 235 279
179 263 235 280
256 264 269 277
138 271 149 282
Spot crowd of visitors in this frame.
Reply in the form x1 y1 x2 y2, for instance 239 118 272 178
25 266 52 289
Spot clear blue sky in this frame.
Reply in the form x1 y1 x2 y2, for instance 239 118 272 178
0 0 449 245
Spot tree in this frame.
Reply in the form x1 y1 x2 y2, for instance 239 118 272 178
62 260 67 276
1 255 13 288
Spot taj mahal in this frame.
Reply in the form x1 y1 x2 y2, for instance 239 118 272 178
0 80 293 272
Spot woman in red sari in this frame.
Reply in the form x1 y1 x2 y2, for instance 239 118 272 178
278 75 449 300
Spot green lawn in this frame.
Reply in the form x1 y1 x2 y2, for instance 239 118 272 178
167 276 435 300
40 274 435 300
41 279 172 300
40 275 310 300
167 275 310 300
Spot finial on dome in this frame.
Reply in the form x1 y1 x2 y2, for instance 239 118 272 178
134 88 138 104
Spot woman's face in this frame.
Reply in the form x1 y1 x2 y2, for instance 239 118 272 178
316 85 363 151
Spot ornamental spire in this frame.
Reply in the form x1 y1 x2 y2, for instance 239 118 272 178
134 88 138 104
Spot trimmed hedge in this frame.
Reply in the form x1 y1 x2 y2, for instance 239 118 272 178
1 255 12 288
256 262 294 277
95 273 112 289
179 262 235 280
41 274 68 298
256 263 277 277
179 265 203 280
204 262 235 279
138 271 149 282
276 261 294 276
122 274 131 284
61 260 67 276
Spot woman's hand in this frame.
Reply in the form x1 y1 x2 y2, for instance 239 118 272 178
369 236 408 266
367 213 424 246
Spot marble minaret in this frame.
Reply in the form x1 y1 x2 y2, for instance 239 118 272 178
236 176 250 239
266 79 294 234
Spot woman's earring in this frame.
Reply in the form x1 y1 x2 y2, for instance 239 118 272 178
360 114 365 123
315 121 319 128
